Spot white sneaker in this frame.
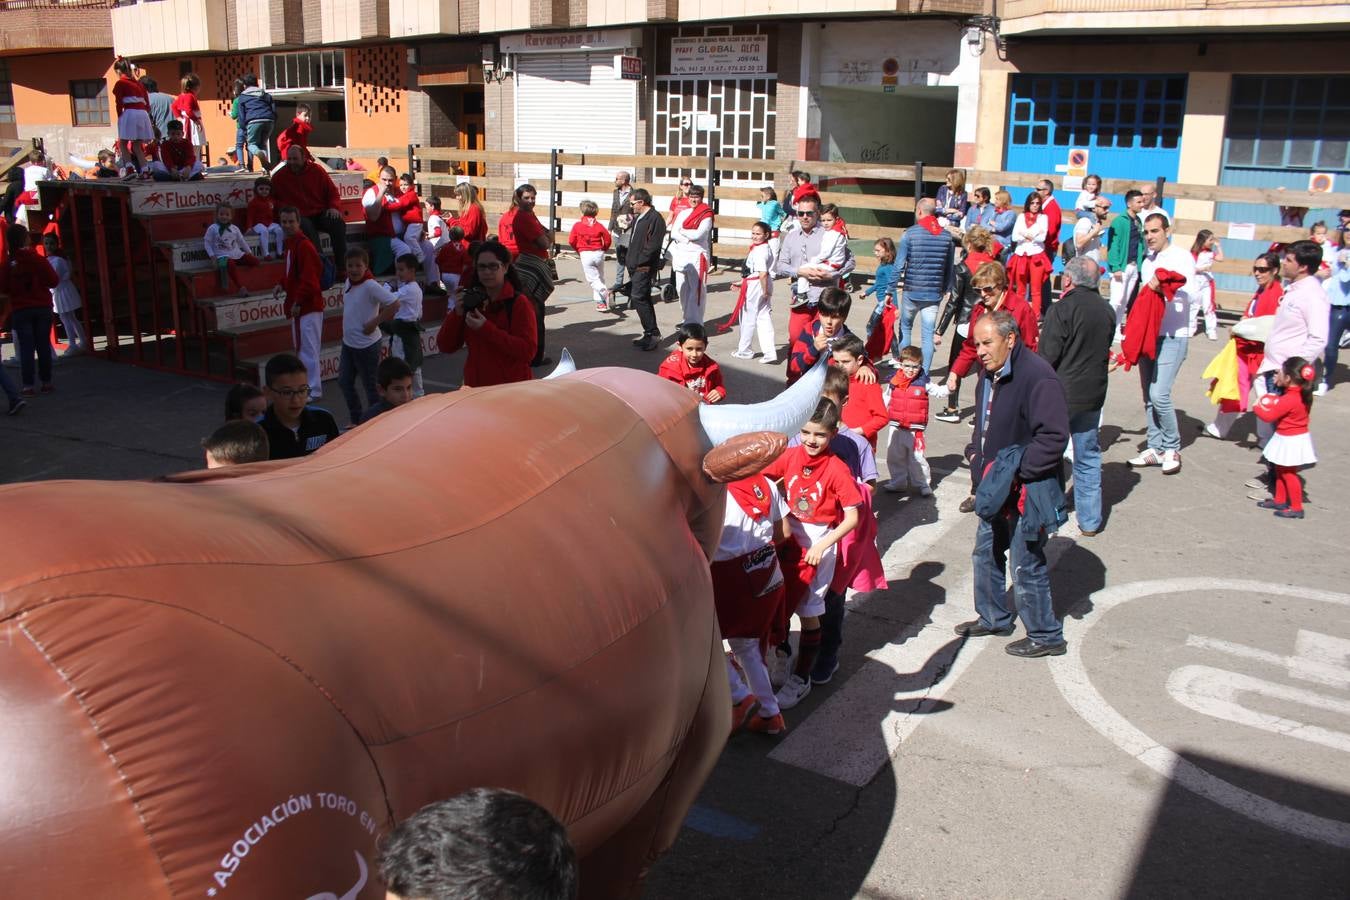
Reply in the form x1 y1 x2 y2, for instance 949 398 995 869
767 646 793 690
758 355 777 365
731 350 755 360
1160 450 1182 475
1203 421 1224 439
1128 448 1162 468
1314 382 1329 397
775 674 812 710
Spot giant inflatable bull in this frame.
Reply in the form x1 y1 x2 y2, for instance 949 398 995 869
0 360 826 898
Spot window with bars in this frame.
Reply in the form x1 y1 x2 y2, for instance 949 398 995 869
261 50 345 92
1225 75 1350 171
70 79 109 127
0 59 13 126
1008 75 1184 152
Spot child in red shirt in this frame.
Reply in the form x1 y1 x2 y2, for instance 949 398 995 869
762 397 862 710
884 345 934 496
247 177 285 260
112 57 152 177
658 323 726 403
276 104 313 162
150 120 203 182
273 207 326 400
830 334 887 449
171 72 204 154
1253 357 1317 519
0 224 59 394
568 199 613 311
435 225 469 295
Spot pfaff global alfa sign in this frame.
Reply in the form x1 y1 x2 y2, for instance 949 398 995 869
670 36 769 76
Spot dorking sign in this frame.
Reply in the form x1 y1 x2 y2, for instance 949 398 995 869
127 172 364 216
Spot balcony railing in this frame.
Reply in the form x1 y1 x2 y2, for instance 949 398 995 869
0 0 114 52
1002 0 1345 16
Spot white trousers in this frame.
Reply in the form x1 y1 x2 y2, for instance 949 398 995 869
885 426 932 489
738 287 776 357
1108 263 1138 336
292 311 324 398
579 250 608 303
59 311 87 351
404 224 425 262
252 223 284 257
673 251 707 326
726 637 779 716
390 335 426 397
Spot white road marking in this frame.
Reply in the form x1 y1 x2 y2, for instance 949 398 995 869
1050 577 1350 849
1186 632 1350 689
769 469 1082 786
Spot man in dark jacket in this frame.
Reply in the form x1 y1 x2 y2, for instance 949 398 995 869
895 197 955 373
625 188 667 350
956 310 1071 658
1038 257 1116 536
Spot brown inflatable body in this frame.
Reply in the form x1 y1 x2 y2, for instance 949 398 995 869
0 364 837 899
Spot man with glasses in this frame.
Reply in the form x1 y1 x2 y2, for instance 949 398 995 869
1073 196 1111 266
259 352 340 459
624 188 667 351
773 196 856 339
1036 179 1063 262
1106 189 1147 337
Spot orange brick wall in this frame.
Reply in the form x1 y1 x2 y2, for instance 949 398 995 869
9 50 117 163
344 43 410 175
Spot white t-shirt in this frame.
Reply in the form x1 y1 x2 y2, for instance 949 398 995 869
745 242 774 303
426 213 448 250
1141 243 1195 337
1072 216 1104 264
392 279 423 323
713 480 787 562
1012 213 1048 256
1140 205 1170 226
1073 190 1098 212
342 278 397 349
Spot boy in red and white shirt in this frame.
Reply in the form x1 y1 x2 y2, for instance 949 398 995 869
884 345 934 496
276 104 313 163
435 225 469 295
658 323 725 403
150 120 203 182
568 199 613 311
762 396 862 710
830 334 887 449
247 177 285 259
273 207 326 400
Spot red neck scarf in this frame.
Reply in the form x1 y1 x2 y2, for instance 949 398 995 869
727 475 776 521
1024 211 1039 227
917 215 943 236
683 202 713 229
346 269 374 292
719 237 767 333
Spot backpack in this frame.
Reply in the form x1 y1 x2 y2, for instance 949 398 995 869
1059 234 1076 263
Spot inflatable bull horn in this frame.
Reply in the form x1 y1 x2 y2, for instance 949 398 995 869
542 348 577 380
0 361 824 900
697 353 829 446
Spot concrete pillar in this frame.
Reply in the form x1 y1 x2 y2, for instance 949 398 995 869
797 23 821 161
952 36 982 168
1175 72 1231 222
973 66 1009 172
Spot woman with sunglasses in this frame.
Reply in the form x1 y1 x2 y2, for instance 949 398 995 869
1205 252 1284 439
436 241 539 387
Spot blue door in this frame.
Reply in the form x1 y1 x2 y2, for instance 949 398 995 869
1004 74 1187 250
1216 75 1350 294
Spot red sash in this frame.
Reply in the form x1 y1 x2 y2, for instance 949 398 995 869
683 203 714 230
720 241 767 332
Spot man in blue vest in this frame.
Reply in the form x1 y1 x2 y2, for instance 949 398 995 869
895 197 955 372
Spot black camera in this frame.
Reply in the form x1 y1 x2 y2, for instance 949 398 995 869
458 284 491 314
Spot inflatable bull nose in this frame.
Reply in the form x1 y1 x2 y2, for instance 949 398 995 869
0 359 827 899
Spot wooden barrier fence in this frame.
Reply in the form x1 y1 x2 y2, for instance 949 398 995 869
312 145 1347 308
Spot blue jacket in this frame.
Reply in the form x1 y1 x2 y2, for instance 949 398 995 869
862 261 900 309
975 444 1068 538
757 200 787 232
896 218 954 302
237 86 276 125
966 342 1069 490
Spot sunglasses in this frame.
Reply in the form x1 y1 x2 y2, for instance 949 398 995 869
476 262 504 271
1252 266 1272 273
976 285 1001 295
680 182 692 187
797 210 817 217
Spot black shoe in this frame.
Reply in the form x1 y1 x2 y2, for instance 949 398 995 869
632 335 646 346
954 620 1014 637
810 657 841 685
959 495 976 514
1004 637 1067 658
636 335 661 351
934 408 961 423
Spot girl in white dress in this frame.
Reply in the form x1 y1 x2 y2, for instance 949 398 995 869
1188 230 1222 341
43 235 87 357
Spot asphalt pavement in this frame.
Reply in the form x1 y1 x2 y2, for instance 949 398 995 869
2 255 1347 899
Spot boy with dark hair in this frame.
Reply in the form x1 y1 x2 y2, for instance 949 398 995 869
658 322 726 403
761 397 862 710
435 224 469 295
202 419 270 468
150 120 204 181
378 789 578 900
884 345 934 496
830 333 887 449
339 246 398 426
360 356 415 423
382 253 426 397
273 205 326 400
275 103 312 162
786 287 877 388
258 352 339 459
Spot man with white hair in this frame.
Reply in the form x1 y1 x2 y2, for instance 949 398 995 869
609 171 634 300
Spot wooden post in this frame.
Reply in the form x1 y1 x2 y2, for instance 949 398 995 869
914 160 925 212
549 148 561 252
1155 175 1167 206
408 143 418 192
706 147 718 262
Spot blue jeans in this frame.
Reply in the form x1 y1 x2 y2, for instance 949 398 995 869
0 352 19 406
899 294 940 372
11 306 52 389
245 119 274 166
338 342 381 425
1326 305 1350 388
1138 334 1188 452
973 510 1062 644
1068 409 1103 532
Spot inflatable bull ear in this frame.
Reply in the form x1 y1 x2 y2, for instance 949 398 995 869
697 354 829 446
542 348 576 380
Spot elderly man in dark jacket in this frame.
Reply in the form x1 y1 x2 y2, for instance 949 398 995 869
896 197 955 372
956 310 1071 658
1039 256 1116 535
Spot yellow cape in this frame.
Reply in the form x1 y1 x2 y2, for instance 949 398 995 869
1201 338 1241 406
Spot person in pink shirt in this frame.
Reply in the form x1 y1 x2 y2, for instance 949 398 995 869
1255 240 1329 447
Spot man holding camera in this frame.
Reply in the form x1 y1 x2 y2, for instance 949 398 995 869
625 188 667 351
610 171 634 302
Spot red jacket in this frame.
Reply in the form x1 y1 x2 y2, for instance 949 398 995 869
842 375 887 447
1120 269 1186 367
454 204 487 244
385 188 423 225
658 352 726 403
568 217 613 253
1043 197 1062 256
1253 388 1310 437
247 196 276 229
1236 281 1283 361
170 91 200 129
113 76 149 119
280 233 324 317
436 283 538 387
276 118 312 162
1 247 58 312
435 239 470 280
886 369 931 431
157 138 196 170
272 161 342 218
950 291 1039 378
